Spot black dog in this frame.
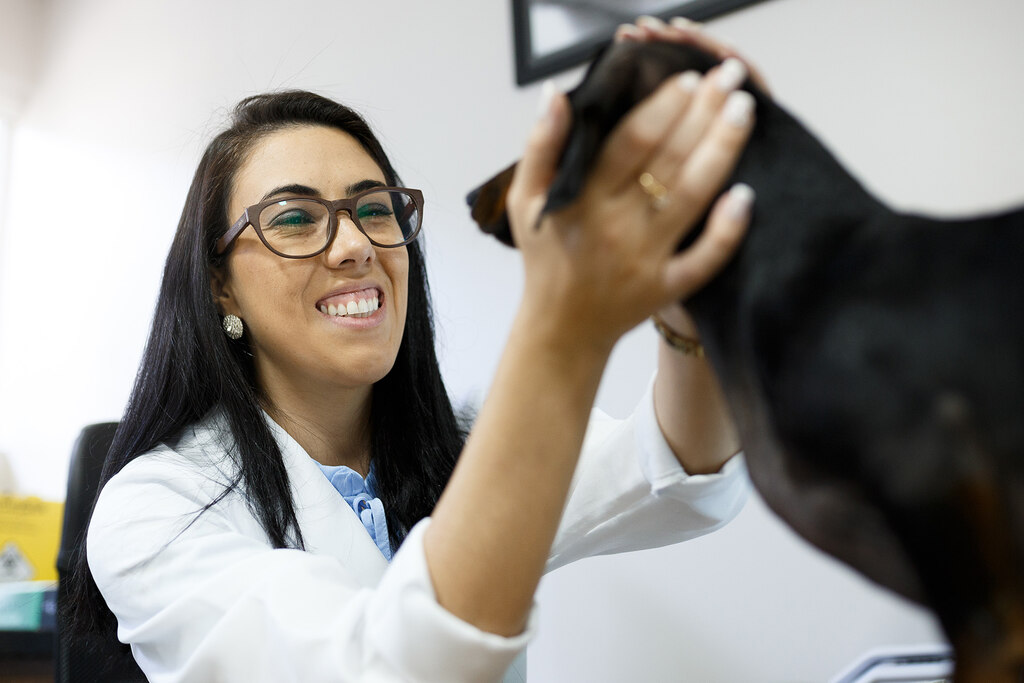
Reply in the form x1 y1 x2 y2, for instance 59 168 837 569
467 41 1024 681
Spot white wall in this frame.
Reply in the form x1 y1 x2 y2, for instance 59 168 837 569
0 0 45 120
2 0 1023 679
0 0 47 424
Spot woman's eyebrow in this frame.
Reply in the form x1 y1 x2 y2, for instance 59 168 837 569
261 183 321 201
346 179 387 195
260 179 387 203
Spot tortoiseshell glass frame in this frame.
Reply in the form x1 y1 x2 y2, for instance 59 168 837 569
215 186 424 258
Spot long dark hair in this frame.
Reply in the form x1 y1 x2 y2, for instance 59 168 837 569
72 90 464 635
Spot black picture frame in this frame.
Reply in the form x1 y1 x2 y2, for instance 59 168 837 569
512 0 769 86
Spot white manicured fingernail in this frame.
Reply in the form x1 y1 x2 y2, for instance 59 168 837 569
636 15 666 29
716 58 747 92
677 70 701 92
537 79 557 118
722 90 755 127
726 183 755 219
617 23 643 39
670 16 701 30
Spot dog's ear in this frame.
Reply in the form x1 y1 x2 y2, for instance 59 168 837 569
465 42 637 248
466 162 518 246
466 41 726 248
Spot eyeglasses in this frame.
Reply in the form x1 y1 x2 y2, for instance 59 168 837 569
216 186 424 258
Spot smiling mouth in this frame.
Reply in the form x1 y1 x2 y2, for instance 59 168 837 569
317 288 382 319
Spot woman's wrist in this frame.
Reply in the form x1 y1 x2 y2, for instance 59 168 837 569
512 300 619 363
652 314 705 358
652 304 706 357
652 304 739 474
654 303 700 338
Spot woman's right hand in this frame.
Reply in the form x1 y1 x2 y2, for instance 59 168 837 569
505 56 757 357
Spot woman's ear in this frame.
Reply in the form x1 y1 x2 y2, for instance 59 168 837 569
210 266 234 316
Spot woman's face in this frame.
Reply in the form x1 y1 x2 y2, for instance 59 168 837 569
216 125 410 394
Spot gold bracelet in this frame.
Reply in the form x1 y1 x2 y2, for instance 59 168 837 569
651 314 705 358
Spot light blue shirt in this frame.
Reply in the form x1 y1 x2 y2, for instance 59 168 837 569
315 463 392 562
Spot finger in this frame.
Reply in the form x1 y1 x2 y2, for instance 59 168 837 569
616 15 771 96
664 18 773 95
641 59 747 195
592 71 700 191
512 84 571 197
666 16 702 32
635 15 669 32
676 58 749 159
663 183 754 299
641 88 754 256
614 23 643 42
615 16 772 98
507 85 572 235
616 15 676 43
670 89 756 226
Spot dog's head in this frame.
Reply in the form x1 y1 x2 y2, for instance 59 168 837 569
466 41 750 246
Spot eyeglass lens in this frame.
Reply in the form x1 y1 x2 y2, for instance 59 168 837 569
257 190 420 256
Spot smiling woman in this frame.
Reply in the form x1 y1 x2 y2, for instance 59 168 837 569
72 19 756 681
212 126 413 448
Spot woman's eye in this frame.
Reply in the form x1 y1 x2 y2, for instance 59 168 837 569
268 211 316 229
357 203 394 220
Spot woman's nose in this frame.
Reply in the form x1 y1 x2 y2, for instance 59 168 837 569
324 212 374 269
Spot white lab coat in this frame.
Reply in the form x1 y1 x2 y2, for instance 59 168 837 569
88 381 749 682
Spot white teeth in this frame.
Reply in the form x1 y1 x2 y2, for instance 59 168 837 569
320 294 380 318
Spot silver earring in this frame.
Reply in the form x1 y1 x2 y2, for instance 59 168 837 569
222 314 244 340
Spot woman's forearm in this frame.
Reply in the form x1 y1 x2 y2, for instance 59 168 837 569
425 307 611 636
652 306 740 475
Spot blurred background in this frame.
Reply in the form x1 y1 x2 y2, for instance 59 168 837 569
2 0 1022 680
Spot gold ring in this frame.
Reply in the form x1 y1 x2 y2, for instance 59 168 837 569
638 172 669 210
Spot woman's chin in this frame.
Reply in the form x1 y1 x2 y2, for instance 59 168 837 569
319 356 399 389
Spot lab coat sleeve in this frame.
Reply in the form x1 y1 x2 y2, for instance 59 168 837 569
87 449 532 683
546 376 750 572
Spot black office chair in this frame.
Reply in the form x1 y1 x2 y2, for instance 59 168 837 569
55 422 146 682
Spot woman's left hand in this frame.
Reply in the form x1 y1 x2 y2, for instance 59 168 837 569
617 15 772 96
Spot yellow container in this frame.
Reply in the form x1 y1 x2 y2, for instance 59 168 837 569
0 495 64 582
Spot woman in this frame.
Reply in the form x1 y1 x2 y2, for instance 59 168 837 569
82 17 759 682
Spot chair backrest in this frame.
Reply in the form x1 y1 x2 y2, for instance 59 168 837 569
55 422 146 682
